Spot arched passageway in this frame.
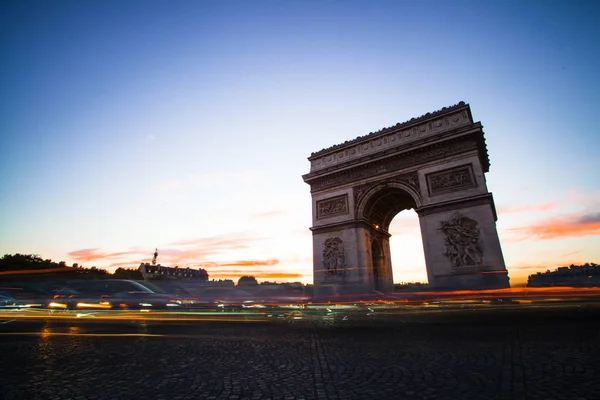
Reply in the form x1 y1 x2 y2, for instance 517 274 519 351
389 210 428 284
361 186 421 291
361 187 417 232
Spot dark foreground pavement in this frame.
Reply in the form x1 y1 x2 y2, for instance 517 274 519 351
1 305 599 400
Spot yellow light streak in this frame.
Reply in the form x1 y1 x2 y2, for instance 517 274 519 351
76 302 112 309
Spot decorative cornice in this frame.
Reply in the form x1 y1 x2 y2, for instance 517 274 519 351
309 101 470 158
305 135 479 192
305 123 486 180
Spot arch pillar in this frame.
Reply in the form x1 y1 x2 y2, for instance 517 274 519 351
416 193 509 289
310 220 394 296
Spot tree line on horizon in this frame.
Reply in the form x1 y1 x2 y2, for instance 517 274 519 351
0 254 266 286
0 253 140 280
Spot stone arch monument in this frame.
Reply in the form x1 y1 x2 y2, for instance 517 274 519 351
302 102 510 295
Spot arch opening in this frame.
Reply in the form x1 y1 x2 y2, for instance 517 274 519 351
362 187 426 290
389 210 428 285
362 187 418 232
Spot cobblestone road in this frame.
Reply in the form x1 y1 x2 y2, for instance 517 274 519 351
1 306 599 400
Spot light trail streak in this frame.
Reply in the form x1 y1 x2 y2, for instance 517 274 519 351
0 332 166 337
0 311 269 323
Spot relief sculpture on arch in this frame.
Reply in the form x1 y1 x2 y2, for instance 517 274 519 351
322 237 346 278
439 212 484 269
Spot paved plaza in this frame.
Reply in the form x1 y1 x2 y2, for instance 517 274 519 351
1 305 599 400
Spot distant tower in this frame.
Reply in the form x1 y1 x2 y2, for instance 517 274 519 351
152 248 158 266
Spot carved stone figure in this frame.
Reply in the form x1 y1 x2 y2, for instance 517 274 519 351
323 237 346 278
439 213 483 268
406 174 419 190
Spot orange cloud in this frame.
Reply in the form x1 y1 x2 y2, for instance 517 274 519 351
509 212 600 240
108 261 144 269
497 202 558 214
169 233 263 249
68 249 138 262
218 259 279 267
158 234 268 266
67 233 277 272
562 250 582 257
257 273 304 279
158 248 220 263
208 270 306 282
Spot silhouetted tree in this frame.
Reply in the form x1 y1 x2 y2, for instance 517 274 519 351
237 276 258 287
113 268 143 280
75 266 109 278
0 253 65 271
527 263 600 287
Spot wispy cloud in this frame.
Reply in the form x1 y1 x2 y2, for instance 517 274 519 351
208 270 306 281
168 234 260 250
68 233 273 271
497 202 558 214
107 261 143 269
509 212 600 240
68 249 138 262
162 234 266 265
255 272 305 280
218 259 279 267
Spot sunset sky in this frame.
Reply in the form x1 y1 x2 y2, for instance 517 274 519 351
1 0 599 286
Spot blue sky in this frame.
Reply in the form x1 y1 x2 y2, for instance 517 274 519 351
1 0 599 284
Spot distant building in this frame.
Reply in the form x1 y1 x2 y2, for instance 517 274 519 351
137 248 208 281
138 263 208 281
394 282 429 292
527 263 600 287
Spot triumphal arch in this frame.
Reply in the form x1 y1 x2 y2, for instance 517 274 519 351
302 102 510 295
